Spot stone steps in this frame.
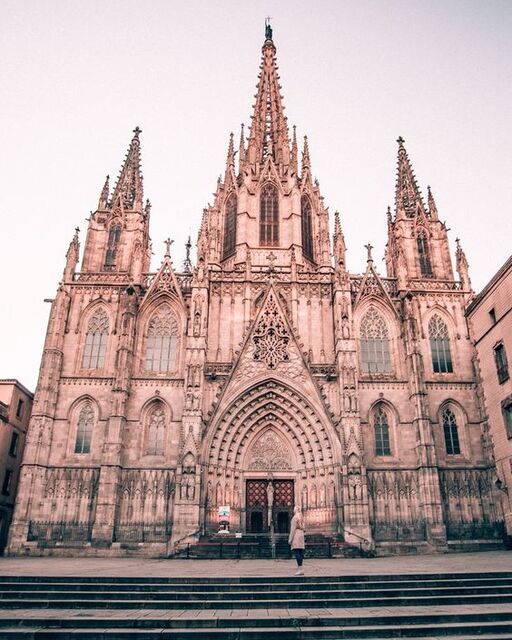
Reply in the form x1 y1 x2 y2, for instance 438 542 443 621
1 572 512 638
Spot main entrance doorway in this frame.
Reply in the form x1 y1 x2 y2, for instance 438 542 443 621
246 479 294 534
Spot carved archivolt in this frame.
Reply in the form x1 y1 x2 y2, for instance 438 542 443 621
206 380 337 473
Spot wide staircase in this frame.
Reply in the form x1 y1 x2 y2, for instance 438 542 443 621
1 571 512 638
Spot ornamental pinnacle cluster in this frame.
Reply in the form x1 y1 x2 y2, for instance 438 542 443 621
8 24 503 558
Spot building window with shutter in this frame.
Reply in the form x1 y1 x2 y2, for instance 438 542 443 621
494 343 509 384
9 432 19 457
2 470 13 496
502 397 512 439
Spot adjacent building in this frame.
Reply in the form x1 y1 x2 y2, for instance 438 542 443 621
0 380 33 554
467 256 512 540
7 25 504 556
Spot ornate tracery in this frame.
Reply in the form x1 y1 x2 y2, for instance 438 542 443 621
359 307 392 373
259 183 279 246
301 195 313 261
82 309 109 369
429 314 453 373
74 402 95 454
145 306 179 373
252 293 290 368
222 193 237 259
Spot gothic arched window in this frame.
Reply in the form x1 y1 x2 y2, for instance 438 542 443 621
373 404 391 456
360 307 392 373
301 195 314 262
417 231 433 278
442 406 461 455
74 402 94 454
222 193 237 259
145 306 179 373
429 315 453 373
146 402 166 455
104 223 122 270
82 308 109 369
259 183 279 246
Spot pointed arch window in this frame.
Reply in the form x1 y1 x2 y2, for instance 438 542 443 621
104 223 122 270
301 195 314 261
417 231 433 278
74 402 94 454
145 306 179 373
373 405 391 456
429 315 453 373
82 309 109 369
360 307 392 373
442 406 461 455
146 402 166 455
222 193 237 259
260 183 279 246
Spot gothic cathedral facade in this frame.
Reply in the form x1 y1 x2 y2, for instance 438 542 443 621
8 27 504 556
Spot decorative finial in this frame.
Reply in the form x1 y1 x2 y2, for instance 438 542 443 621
183 235 193 273
74 226 80 235
133 126 142 137
164 237 173 258
265 16 273 40
396 136 405 147
364 243 374 263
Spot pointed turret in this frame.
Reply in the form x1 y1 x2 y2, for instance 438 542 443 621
110 127 144 212
226 132 235 170
427 185 439 220
456 238 472 291
333 211 346 272
395 137 426 219
98 175 109 209
183 235 193 273
63 227 80 281
238 123 246 171
291 125 298 175
301 135 311 175
247 21 290 168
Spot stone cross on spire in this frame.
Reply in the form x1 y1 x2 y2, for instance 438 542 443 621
364 243 374 263
164 237 173 258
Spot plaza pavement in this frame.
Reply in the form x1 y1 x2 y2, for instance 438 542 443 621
0 549 510 578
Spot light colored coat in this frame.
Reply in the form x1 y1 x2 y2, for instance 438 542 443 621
288 513 305 549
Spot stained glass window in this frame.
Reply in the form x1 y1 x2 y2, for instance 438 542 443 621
360 307 392 373
223 193 237 259
82 309 109 369
417 231 433 277
301 195 313 261
260 183 279 246
75 402 94 454
374 405 391 456
429 315 453 373
145 307 178 373
442 407 461 455
104 224 122 269
146 402 166 455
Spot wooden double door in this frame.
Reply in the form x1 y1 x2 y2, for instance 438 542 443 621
246 479 294 534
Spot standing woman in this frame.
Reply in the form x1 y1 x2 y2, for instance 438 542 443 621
288 505 306 575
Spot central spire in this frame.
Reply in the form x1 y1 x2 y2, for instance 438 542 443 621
247 22 290 168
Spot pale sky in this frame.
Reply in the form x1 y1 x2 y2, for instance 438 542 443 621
1 0 511 391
